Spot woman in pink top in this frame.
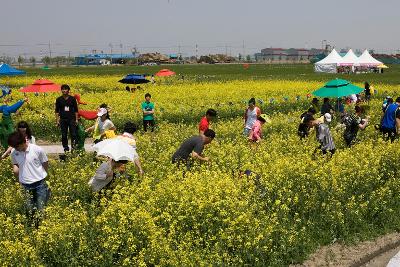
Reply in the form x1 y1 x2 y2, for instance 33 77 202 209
249 114 268 142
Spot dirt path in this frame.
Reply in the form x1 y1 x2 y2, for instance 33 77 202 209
291 232 400 267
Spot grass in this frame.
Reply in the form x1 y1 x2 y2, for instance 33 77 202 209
16 63 400 85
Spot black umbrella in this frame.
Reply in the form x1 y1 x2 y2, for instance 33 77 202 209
119 74 150 85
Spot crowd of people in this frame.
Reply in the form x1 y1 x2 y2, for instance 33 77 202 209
1 81 399 224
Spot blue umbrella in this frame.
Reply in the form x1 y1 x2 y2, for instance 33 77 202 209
119 74 150 85
0 63 26 76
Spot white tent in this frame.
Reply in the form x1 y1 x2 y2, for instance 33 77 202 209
314 49 344 73
341 49 359 66
355 50 382 66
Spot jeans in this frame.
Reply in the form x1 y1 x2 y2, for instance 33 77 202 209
60 119 77 151
22 179 50 214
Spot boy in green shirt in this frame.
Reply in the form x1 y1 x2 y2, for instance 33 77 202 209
141 93 155 132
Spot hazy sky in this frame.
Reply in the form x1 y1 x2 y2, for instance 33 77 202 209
1 0 399 58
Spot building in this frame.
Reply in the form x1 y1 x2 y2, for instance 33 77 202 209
75 53 139 65
256 47 325 62
259 48 287 61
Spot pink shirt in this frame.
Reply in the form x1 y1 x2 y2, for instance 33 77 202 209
250 120 262 141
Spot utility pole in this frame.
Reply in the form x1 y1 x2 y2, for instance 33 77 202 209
109 43 113 64
195 44 198 59
48 41 52 59
242 40 245 61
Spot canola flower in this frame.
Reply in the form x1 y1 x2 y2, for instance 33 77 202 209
0 76 399 266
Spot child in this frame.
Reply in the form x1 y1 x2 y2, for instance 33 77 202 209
199 108 217 135
249 114 268 143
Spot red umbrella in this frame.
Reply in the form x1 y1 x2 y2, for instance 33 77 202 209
155 69 175 77
78 110 98 120
19 79 61 93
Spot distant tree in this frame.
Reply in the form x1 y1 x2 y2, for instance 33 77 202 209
42 56 51 66
29 56 36 67
238 54 242 61
17 55 24 66
246 55 251 62
0 56 14 64
66 56 74 65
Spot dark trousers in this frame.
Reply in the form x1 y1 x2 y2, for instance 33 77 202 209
381 127 397 143
344 134 357 147
60 119 77 151
143 119 155 132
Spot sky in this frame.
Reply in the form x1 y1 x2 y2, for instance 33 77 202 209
1 0 399 58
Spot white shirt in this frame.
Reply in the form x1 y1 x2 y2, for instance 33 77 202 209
11 143 48 184
88 161 113 192
97 118 115 134
245 107 260 130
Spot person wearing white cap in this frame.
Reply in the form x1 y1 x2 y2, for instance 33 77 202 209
303 114 335 157
85 107 116 143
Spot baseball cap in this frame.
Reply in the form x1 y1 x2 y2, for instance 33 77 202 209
97 108 108 117
324 113 332 123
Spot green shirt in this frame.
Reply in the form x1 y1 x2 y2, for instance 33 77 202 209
141 101 155 121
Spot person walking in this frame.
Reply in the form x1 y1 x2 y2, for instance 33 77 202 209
342 106 369 147
381 96 400 142
0 97 29 149
55 84 79 152
199 109 217 135
1 121 36 159
141 93 155 132
303 114 336 156
86 108 116 144
172 129 215 167
8 131 50 221
243 98 261 137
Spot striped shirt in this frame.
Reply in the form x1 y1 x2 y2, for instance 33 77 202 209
316 123 335 151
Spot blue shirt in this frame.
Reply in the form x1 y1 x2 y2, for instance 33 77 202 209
0 100 24 116
382 103 399 129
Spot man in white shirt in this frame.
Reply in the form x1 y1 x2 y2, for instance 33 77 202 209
8 132 50 216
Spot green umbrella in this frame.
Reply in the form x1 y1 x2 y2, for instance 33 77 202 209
313 79 363 98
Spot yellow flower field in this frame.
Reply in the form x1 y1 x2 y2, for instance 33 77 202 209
1 75 400 266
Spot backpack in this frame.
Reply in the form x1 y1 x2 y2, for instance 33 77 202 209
342 114 353 127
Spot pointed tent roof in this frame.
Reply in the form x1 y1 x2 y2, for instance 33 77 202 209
0 63 26 76
315 49 344 65
355 50 382 66
341 49 359 65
